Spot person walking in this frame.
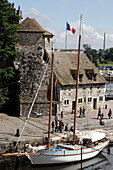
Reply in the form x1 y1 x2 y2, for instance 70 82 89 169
108 109 112 119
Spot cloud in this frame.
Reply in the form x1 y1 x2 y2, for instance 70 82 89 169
23 8 113 50
82 23 104 49
23 8 51 28
52 21 105 50
50 21 106 50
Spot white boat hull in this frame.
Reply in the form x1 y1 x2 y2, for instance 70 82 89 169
26 138 109 165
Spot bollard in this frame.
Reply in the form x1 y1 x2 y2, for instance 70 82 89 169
15 128 20 137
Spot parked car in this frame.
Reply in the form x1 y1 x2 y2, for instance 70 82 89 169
105 94 113 101
107 72 113 76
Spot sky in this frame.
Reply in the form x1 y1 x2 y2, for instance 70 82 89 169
9 0 113 50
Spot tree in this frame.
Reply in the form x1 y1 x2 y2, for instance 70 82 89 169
0 0 20 105
98 49 105 63
83 44 100 67
105 48 113 62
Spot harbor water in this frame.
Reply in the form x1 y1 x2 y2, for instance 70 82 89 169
106 81 113 94
0 145 113 170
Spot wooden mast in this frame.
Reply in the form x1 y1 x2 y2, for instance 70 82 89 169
48 49 54 149
73 15 82 145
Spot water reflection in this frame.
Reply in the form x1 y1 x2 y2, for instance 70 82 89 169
1 147 112 170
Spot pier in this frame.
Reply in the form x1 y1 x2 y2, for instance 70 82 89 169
103 75 113 82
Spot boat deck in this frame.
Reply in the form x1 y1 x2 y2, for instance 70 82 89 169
57 143 82 150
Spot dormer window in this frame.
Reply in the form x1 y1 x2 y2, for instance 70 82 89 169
71 69 83 82
85 69 94 80
71 70 77 80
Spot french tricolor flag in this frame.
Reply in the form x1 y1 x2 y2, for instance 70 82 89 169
66 22 76 34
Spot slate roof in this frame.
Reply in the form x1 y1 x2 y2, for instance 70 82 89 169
54 49 107 85
19 17 53 36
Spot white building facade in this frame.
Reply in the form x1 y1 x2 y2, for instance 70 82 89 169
54 50 107 115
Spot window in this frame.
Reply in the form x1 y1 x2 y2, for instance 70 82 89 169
78 98 82 103
67 100 69 104
90 86 92 90
47 37 50 43
64 99 69 105
99 96 103 101
84 97 86 103
88 97 92 102
98 90 101 93
64 100 66 105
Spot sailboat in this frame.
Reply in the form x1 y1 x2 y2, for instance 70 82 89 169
3 15 110 165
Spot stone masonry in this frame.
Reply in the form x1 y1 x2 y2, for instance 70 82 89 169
14 18 53 116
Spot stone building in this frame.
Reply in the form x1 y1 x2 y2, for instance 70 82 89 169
2 5 107 117
15 17 54 116
53 49 107 115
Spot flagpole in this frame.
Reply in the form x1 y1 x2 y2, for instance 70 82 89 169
73 14 82 145
65 22 67 49
48 48 54 149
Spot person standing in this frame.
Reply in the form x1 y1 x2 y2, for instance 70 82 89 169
83 107 86 117
61 111 63 119
97 108 101 119
101 113 104 119
52 121 54 134
79 107 82 118
55 113 58 132
59 120 62 133
100 118 104 125
55 113 58 125
65 124 68 131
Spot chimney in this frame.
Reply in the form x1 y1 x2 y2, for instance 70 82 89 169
17 6 22 24
12 3 16 14
12 3 14 8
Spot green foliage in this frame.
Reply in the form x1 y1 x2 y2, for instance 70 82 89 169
0 0 20 105
0 88 8 105
83 44 113 67
104 48 113 62
83 44 99 66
